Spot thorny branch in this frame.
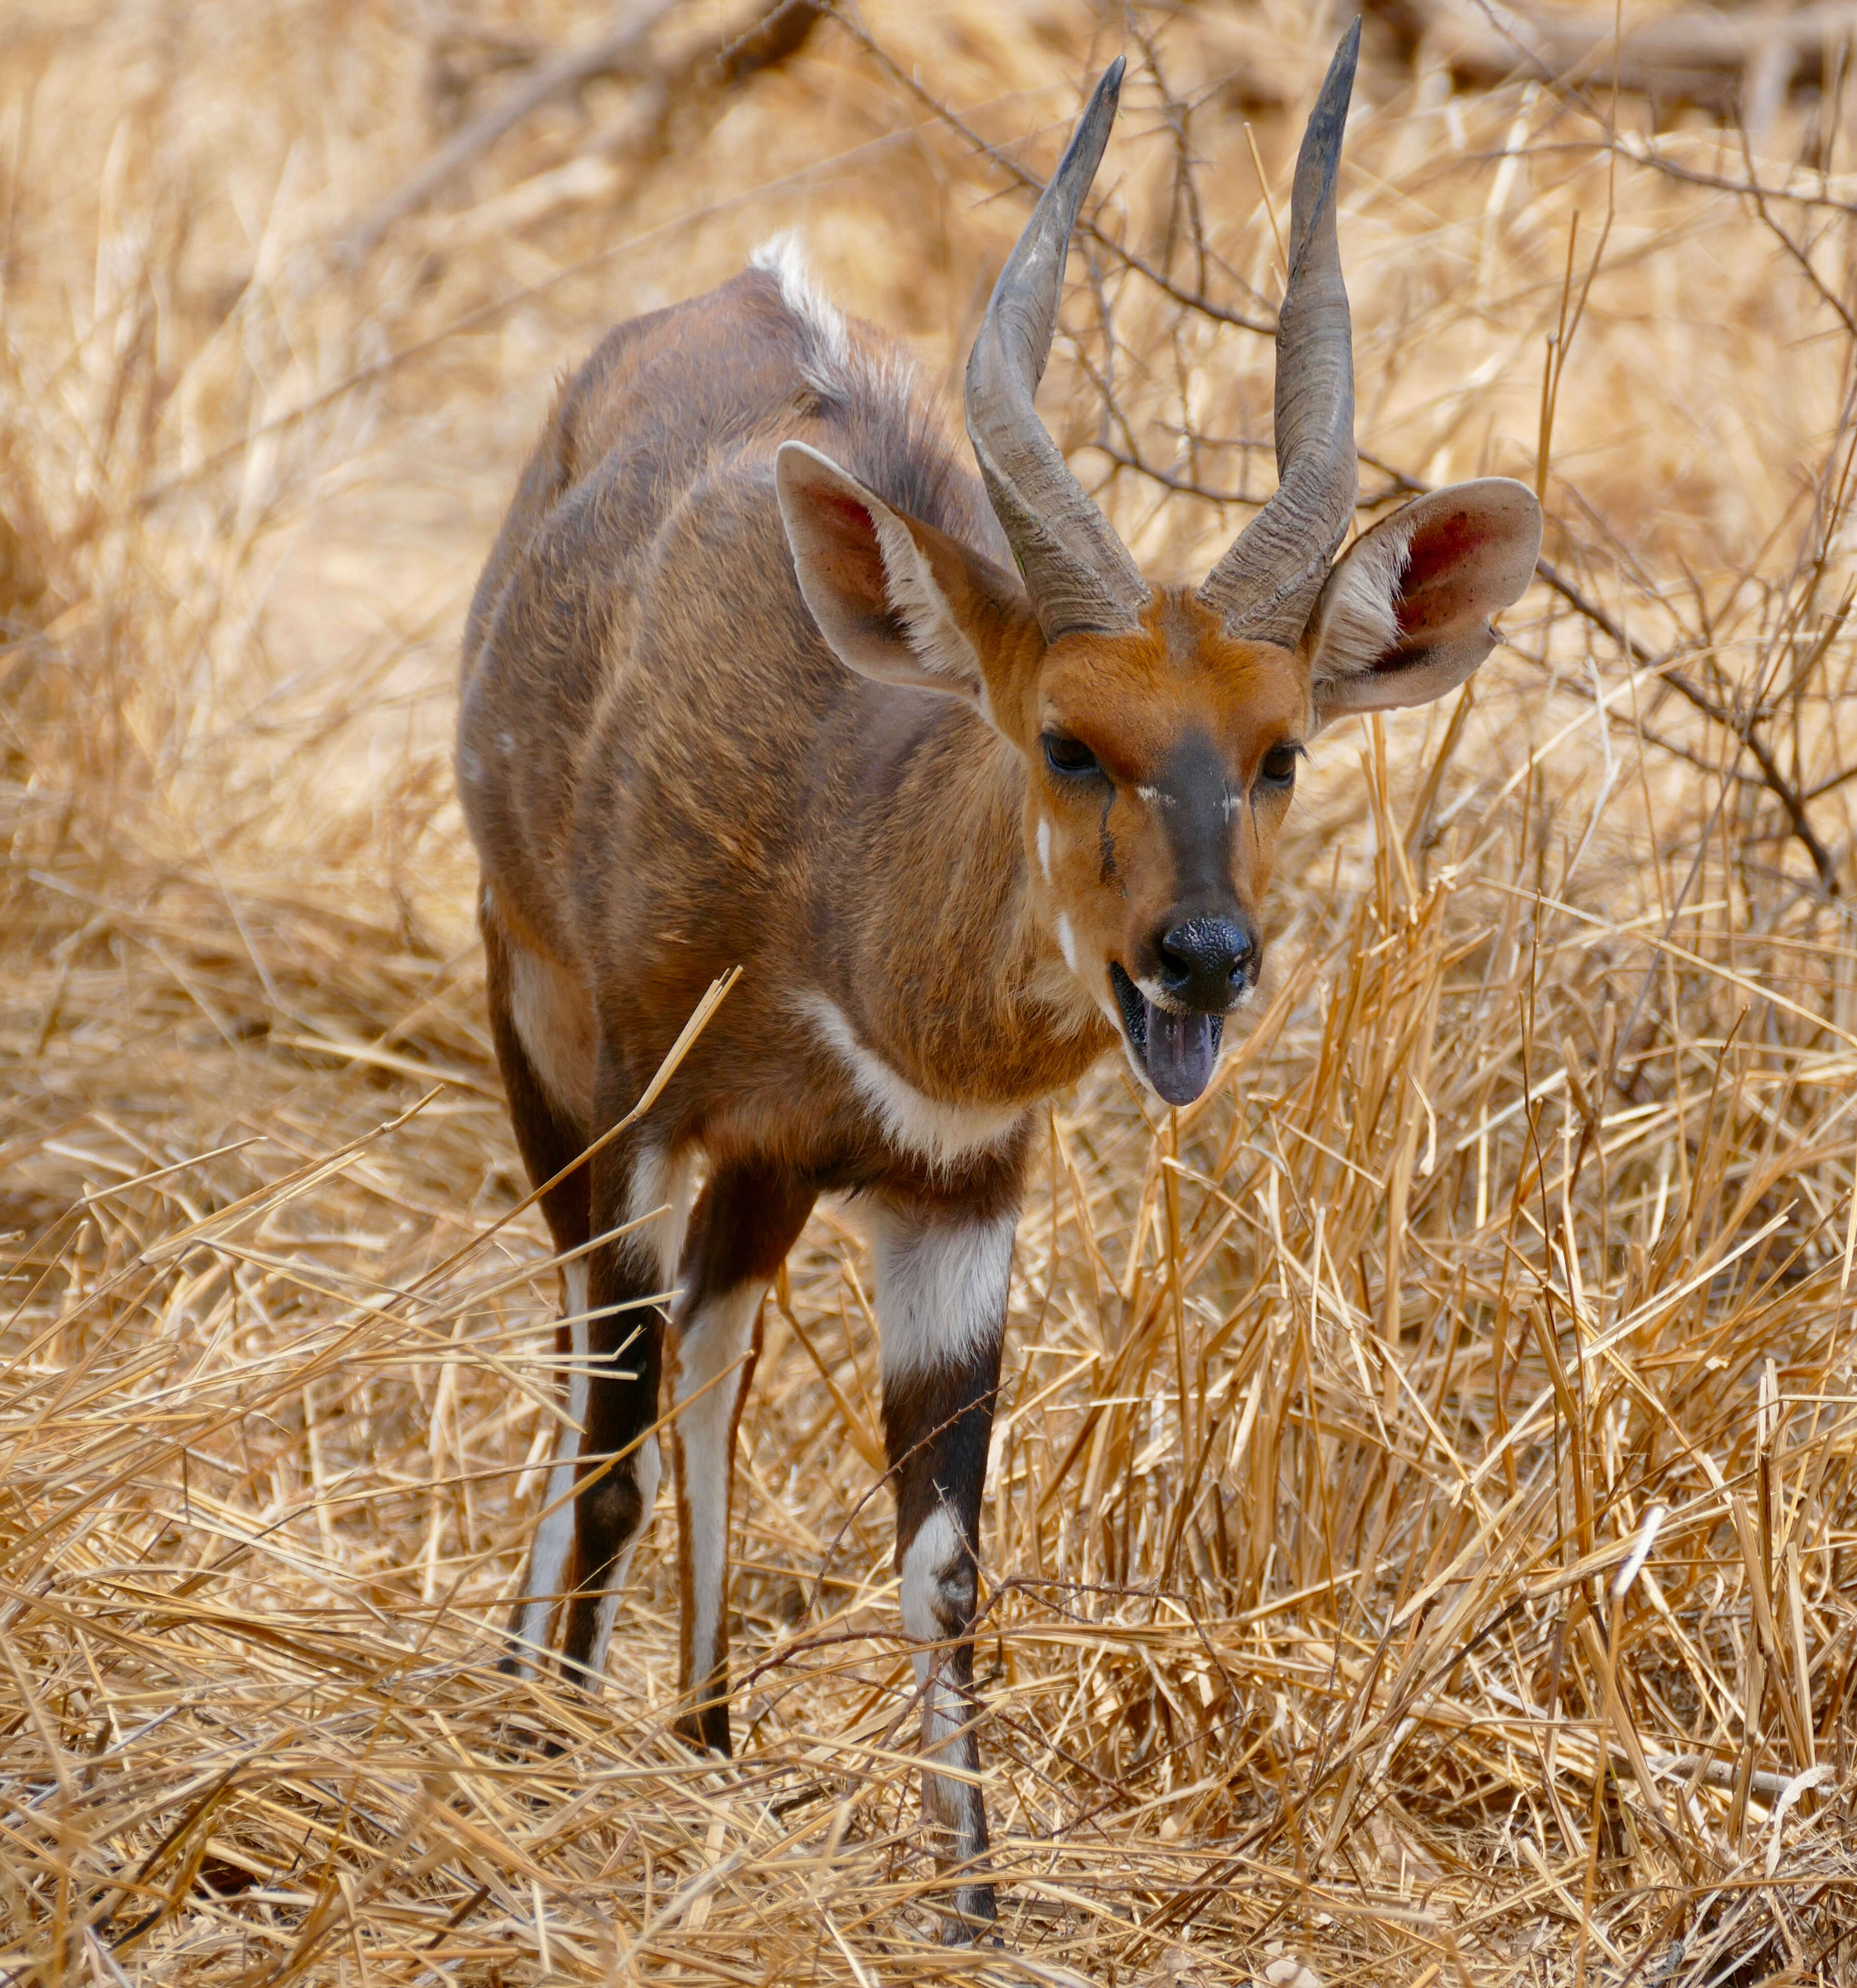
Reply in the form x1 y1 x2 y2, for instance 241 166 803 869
1607 134 1857 219
338 0 680 259
335 0 825 259
1736 122 1857 343
830 7 1278 336
1534 558 1844 896
1370 0 1857 121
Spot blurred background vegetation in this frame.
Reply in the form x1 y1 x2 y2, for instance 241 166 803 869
3 2 1856 1981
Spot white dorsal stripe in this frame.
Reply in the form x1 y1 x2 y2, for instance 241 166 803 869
750 230 851 376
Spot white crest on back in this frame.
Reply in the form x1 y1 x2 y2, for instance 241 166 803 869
751 231 851 384
750 230 915 402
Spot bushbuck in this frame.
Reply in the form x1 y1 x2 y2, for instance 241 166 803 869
457 20 1540 1939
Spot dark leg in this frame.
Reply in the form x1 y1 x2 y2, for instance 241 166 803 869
872 1197 1017 1944
558 1093 692 1687
483 904 595 1668
668 1160 817 1755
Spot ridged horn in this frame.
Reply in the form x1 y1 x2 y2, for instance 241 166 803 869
1198 19 1362 649
964 59 1150 643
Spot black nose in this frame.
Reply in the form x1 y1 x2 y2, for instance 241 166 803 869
1156 917 1257 1009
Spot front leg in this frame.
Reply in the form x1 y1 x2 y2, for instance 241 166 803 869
873 1198 1016 1944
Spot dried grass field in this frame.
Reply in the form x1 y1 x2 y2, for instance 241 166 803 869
4 1 1857 1981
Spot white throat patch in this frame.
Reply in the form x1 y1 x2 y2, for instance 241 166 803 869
798 991 1027 1172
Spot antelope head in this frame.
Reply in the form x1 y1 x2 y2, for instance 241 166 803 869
777 24 1542 1106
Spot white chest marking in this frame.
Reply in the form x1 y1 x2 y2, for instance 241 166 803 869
799 992 1026 1171
622 1144 698 1285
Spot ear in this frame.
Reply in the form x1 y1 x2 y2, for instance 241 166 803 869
1305 478 1542 726
775 441 1034 721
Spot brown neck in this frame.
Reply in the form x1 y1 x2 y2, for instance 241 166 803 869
832 704 1112 1108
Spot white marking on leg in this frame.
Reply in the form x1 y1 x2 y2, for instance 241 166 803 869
514 1265 589 1666
798 992 1028 1172
583 1431 659 1686
568 1150 683 1685
873 1204 1015 1385
899 1504 988 1879
622 1145 697 1285
901 1504 963 1732
672 1282 763 1707
505 943 596 1125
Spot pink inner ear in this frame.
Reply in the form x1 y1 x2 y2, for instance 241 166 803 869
1394 507 1493 640
810 488 891 608
819 491 877 537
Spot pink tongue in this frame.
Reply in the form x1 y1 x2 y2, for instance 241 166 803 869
1144 999 1218 1106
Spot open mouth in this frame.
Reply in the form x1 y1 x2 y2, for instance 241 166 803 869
1109 963 1224 1108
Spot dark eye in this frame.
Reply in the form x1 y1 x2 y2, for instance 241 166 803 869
1257 744 1300 790
1043 733 1101 779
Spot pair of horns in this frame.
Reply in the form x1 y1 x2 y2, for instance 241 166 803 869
964 19 1362 649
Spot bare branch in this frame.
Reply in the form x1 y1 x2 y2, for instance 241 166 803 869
1734 122 1857 340
338 0 680 260
1536 555 1844 895
1609 135 1857 217
831 11 1278 337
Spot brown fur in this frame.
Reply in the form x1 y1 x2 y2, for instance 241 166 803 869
459 265 1310 1928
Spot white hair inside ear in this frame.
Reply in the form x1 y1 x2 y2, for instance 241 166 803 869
773 439 1038 743
775 441 986 701
1307 512 1413 685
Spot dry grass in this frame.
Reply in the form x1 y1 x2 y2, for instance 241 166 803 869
4 2 1857 1981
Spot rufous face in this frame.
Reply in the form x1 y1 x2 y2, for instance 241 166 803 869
1017 588 1309 1106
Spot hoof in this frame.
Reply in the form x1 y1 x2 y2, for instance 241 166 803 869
557 1651 608 1700
672 1703 734 1758
937 1883 1000 1946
